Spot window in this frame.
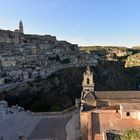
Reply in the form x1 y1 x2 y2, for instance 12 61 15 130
126 112 130 116
87 78 90 84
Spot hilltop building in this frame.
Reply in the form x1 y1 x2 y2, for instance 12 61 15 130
19 20 24 33
15 20 24 33
80 66 140 140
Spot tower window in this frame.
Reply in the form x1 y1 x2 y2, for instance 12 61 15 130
87 78 90 84
126 112 130 116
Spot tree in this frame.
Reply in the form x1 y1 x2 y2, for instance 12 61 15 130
120 128 140 140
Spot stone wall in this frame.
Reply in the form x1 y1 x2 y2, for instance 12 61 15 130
0 29 57 45
24 34 57 44
0 29 24 43
80 112 89 140
30 106 77 116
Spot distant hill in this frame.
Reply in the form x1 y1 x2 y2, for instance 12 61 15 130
80 46 131 55
125 53 140 68
132 46 140 51
80 46 129 51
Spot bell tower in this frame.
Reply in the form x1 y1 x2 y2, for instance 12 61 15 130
82 66 94 92
19 20 24 33
81 66 95 111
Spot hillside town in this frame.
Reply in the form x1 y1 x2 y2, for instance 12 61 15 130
0 21 140 140
0 21 98 91
2 0 140 139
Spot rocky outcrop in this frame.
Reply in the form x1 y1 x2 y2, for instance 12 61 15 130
125 53 140 68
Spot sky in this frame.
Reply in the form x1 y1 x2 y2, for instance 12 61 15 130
0 0 140 47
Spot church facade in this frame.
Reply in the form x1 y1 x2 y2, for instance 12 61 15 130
80 66 140 140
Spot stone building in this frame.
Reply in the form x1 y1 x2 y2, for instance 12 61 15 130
80 66 140 140
14 20 24 34
120 103 140 120
0 53 17 67
0 29 24 43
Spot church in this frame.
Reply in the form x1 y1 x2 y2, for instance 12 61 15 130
80 66 140 140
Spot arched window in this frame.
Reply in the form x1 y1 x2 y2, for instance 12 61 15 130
87 78 90 84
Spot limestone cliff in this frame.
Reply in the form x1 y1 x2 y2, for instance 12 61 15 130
125 53 140 68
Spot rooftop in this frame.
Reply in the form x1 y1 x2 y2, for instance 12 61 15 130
120 103 140 110
95 91 140 99
0 101 80 140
